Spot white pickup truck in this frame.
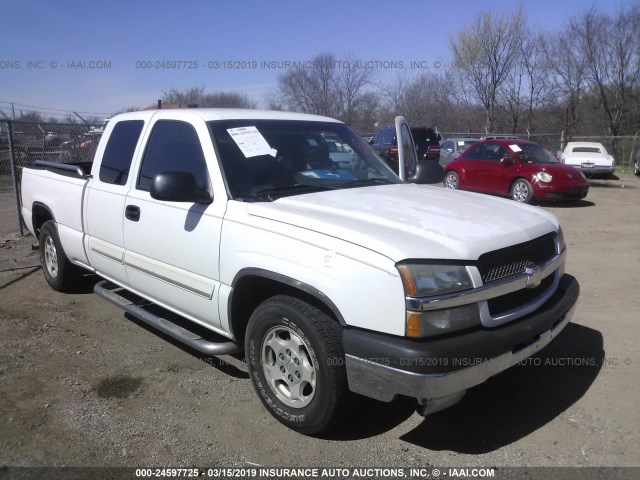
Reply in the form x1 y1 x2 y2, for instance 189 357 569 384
21 109 579 435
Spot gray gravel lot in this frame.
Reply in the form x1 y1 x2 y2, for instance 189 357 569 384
0 174 639 474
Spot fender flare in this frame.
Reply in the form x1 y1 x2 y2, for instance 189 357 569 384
228 267 346 332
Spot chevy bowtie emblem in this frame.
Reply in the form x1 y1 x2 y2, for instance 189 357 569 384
525 264 542 288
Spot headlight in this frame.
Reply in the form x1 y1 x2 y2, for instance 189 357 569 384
535 172 552 183
398 263 479 338
397 263 473 297
557 227 566 254
406 305 481 338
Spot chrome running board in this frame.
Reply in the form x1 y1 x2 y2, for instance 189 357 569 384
94 280 242 355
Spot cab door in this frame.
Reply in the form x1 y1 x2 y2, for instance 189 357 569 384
122 116 226 330
85 117 145 285
476 143 512 194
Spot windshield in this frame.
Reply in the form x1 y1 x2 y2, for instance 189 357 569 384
458 140 478 150
514 143 559 164
572 147 602 153
208 120 401 201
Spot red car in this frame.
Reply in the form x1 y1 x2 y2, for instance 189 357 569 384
443 139 589 203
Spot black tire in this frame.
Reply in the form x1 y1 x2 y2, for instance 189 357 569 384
443 171 459 189
635 161 639 176
510 178 534 203
245 295 350 435
39 220 80 292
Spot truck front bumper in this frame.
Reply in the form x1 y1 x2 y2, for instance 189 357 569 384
343 274 579 404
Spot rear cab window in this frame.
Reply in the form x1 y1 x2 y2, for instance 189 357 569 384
99 120 144 185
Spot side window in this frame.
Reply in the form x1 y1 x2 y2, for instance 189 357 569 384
462 144 483 159
480 143 505 162
137 120 209 192
99 120 144 185
442 141 453 153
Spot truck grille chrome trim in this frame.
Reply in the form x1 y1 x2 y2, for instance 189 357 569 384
405 249 564 312
478 233 557 284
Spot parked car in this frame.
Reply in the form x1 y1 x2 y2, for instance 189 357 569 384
560 142 615 177
482 134 520 140
443 139 589 203
324 135 358 169
370 126 440 169
634 147 640 176
369 126 396 164
410 126 441 161
439 137 481 166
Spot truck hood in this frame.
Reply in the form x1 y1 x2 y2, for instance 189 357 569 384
246 184 559 262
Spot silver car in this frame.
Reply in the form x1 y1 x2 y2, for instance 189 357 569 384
439 137 481 166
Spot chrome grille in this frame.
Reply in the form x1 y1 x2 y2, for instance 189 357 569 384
477 233 556 284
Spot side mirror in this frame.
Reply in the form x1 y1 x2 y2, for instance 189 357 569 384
500 155 513 166
151 172 212 204
409 161 445 184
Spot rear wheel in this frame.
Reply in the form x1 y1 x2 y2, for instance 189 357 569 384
245 295 350 435
39 220 81 292
443 171 459 189
510 178 533 203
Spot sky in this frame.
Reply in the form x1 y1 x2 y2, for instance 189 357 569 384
0 0 628 121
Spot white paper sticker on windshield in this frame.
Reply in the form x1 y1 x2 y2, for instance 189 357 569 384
509 144 522 152
227 126 277 158
457 141 465 146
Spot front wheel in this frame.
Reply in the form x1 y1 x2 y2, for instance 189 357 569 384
245 295 350 435
443 171 459 189
510 178 534 203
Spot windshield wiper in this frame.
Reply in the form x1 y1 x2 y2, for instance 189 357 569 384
337 178 398 188
248 183 334 201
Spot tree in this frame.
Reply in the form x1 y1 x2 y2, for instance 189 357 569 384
162 87 257 109
379 71 454 129
570 5 640 138
450 9 524 132
545 32 587 137
499 32 554 134
272 52 378 131
520 33 554 133
276 53 338 117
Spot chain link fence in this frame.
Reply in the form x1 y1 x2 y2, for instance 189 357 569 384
439 132 564 153
0 120 101 236
439 131 639 167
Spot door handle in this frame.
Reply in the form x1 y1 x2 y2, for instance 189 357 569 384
125 205 140 222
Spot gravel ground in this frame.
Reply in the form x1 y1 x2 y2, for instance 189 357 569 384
0 173 638 476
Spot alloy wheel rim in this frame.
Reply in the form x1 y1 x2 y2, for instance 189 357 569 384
44 236 59 278
261 324 316 408
513 182 529 202
445 173 457 189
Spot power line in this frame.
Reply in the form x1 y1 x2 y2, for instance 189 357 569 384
0 100 109 116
